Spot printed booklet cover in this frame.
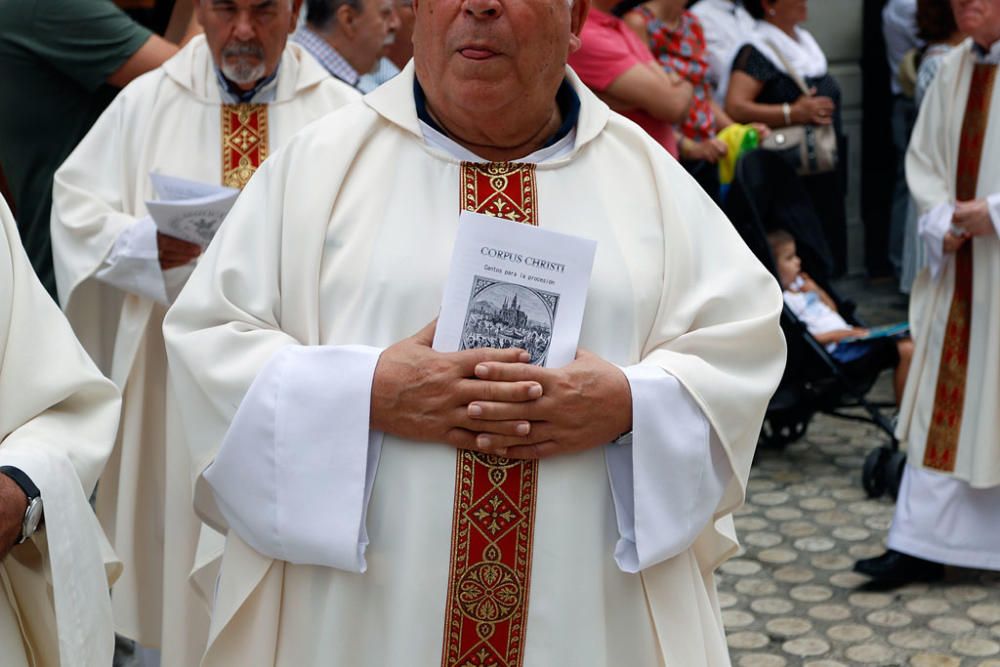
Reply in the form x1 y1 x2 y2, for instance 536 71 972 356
145 173 240 246
433 211 597 368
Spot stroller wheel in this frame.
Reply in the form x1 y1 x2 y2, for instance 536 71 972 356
862 446 889 498
885 450 907 500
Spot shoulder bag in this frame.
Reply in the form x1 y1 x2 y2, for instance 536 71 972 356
759 40 838 176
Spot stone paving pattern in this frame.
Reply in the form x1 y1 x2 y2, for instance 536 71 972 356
720 279 1000 666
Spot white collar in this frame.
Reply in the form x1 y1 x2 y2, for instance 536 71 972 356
972 39 1000 65
751 22 828 80
419 120 577 165
214 68 280 105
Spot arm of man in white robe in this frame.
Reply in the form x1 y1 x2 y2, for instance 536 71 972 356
0 201 121 667
201 345 729 573
52 86 172 308
906 49 961 280
94 215 169 304
916 202 954 280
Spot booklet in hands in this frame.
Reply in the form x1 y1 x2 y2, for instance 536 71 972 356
433 211 597 369
145 173 239 247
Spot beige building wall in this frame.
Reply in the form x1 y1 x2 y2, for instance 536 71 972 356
804 1 866 275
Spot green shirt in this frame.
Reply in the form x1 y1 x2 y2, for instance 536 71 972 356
0 0 152 297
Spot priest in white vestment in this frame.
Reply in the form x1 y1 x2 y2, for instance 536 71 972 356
856 1 1000 584
50 0 359 662
164 0 786 665
0 199 122 667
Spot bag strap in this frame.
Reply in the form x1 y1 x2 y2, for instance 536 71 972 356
765 39 812 97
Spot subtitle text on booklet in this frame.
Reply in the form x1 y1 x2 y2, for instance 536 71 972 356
145 173 239 247
433 211 597 369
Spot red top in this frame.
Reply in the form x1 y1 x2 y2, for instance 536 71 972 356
629 7 715 141
568 9 678 157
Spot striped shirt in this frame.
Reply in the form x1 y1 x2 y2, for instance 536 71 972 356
358 57 401 93
292 27 360 88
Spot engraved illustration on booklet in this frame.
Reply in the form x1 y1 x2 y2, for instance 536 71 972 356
460 277 558 366
434 211 596 370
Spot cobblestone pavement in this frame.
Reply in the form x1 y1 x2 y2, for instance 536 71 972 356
720 279 1000 666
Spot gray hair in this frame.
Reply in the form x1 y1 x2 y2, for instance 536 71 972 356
306 0 363 29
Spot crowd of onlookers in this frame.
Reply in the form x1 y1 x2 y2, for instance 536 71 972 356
563 0 963 287
568 0 851 274
0 0 964 289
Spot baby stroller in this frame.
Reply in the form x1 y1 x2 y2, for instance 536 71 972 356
724 150 905 499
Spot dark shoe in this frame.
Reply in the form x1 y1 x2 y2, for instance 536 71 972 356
853 549 944 584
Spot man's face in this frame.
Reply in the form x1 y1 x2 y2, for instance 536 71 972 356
354 0 402 72
387 0 416 65
951 0 1000 44
197 0 303 90
412 0 587 117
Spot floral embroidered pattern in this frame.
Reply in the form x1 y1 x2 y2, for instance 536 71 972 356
442 163 540 667
222 104 268 190
923 63 997 471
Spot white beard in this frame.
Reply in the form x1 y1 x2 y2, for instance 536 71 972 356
221 58 267 86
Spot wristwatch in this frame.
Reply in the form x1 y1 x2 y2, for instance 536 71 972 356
0 466 43 545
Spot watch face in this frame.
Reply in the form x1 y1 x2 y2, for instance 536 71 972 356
22 497 43 541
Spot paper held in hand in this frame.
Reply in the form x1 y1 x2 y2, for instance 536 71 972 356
841 322 910 344
145 173 239 246
433 211 597 369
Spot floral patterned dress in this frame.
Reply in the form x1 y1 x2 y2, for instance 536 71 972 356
629 6 715 141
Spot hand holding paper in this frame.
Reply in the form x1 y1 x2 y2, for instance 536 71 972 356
427 211 627 460
467 349 633 460
145 173 239 246
157 232 201 270
369 320 546 448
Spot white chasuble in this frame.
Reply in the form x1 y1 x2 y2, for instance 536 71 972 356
898 40 1000 487
889 41 1000 568
164 64 785 666
0 200 122 667
50 34 359 657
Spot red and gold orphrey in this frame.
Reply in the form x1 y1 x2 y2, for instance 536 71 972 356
222 104 268 190
441 163 539 667
922 63 997 471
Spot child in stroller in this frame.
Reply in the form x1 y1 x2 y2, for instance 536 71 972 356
768 229 914 405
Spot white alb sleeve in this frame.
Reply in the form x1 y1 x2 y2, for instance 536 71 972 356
987 192 1000 238
203 344 384 572
917 201 955 281
606 365 732 573
94 216 168 304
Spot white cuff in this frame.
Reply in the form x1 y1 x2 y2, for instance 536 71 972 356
94 216 168 304
987 192 1000 238
203 344 384 572
162 264 196 305
606 365 731 573
918 202 954 281
0 447 116 664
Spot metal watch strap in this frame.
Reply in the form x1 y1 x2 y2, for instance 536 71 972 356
0 466 40 501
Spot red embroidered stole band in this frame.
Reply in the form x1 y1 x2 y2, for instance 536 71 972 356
222 104 268 190
441 163 540 667
923 63 997 471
